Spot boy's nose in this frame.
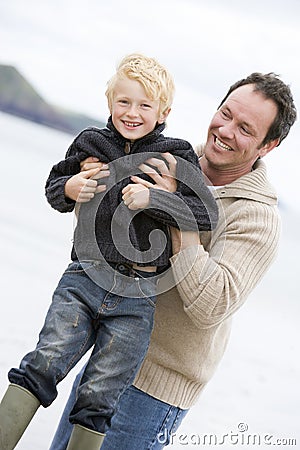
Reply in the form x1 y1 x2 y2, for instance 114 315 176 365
127 105 139 117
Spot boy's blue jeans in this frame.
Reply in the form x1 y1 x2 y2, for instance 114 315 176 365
50 373 189 450
8 260 157 433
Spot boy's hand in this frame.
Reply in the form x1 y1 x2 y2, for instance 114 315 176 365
122 183 150 210
65 168 106 203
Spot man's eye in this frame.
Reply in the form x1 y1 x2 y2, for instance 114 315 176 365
241 126 251 135
220 109 230 119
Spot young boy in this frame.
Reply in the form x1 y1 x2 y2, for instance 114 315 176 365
0 54 218 450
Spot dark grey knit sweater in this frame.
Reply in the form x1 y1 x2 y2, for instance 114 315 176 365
45 118 218 268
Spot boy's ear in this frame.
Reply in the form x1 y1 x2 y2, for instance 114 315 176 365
158 107 171 124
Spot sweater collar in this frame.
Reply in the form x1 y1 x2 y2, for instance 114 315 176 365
195 144 278 205
213 159 278 205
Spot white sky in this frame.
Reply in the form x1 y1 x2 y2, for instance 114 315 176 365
1 0 299 140
1 0 300 206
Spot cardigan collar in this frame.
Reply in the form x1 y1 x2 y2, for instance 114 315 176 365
213 159 278 205
195 144 277 205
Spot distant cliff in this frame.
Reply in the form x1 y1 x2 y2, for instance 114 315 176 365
0 64 105 135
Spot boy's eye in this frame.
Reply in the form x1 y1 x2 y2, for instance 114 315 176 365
141 103 151 109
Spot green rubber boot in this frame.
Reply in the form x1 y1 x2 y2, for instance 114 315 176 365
0 383 40 450
66 424 105 450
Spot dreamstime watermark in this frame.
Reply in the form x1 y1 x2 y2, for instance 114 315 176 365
157 423 297 446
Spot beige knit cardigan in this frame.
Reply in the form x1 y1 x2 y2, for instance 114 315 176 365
134 159 281 409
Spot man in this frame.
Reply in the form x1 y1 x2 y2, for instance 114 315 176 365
49 72 296 450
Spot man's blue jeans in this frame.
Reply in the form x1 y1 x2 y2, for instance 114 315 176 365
8 261 157 433
50 370 189 450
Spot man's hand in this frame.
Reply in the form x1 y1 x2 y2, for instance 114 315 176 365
136 152 178 192
170 227 200 255
65 167 108 203
64 156 110 203
80 156 108 173
121 152 178 210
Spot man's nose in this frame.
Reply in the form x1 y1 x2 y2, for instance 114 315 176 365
219 121 235 140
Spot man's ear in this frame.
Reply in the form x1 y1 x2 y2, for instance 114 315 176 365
158 107 171 124
259 138 280 157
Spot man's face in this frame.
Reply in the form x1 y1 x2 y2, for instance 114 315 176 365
204 84 279 174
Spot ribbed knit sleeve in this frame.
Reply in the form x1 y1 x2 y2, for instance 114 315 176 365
45 155 81 213
45 127 106 213
145 158 219 231
170 199 281 329
146 187 218 231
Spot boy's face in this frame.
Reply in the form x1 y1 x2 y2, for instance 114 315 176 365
110 77 170 141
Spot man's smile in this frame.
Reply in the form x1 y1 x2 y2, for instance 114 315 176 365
215 136 233 151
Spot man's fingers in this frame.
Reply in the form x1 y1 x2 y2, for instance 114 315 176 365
82 178 98 188
138 163 164 183
80 167 101 179
147 158 169 176
145 156 176 176
76 181 106 202
138 163 160 177
80 161 109 172
95 185 107 194
138 154 177 192
92 169 110 180
81 184 97 193
80 157 100 170
77 192 95 202
161 153 177 177
80 156 99 165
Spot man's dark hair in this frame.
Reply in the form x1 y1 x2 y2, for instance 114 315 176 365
218 73 297 147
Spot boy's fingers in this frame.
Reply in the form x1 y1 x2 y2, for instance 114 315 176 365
122 184 136 194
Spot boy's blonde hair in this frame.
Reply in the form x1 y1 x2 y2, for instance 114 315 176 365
106 53 175 116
